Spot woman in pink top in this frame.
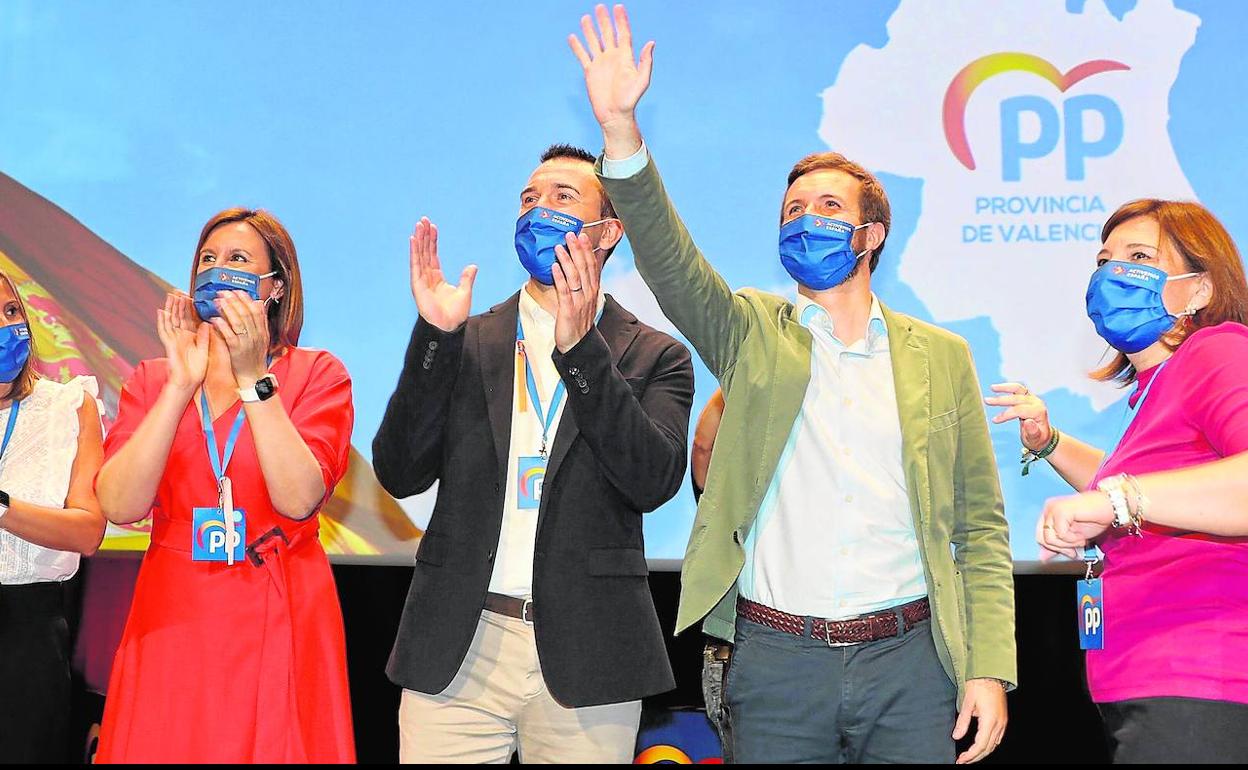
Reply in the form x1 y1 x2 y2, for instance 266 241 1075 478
987 199 1248 763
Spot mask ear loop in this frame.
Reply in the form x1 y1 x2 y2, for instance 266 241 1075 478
852 222 877 261
1170 271 1207 321
581 218 621 255
262 274 284 307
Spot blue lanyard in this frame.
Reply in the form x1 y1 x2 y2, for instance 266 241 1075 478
0 400 21 463
516 316 565 459
1101 358 1169 466
1085 358 1170 564
201 389 247 481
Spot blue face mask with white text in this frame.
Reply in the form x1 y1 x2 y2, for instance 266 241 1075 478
193 267 276 321
0 322 32 383
514 207 610 285
1085 262 1199 353
778 215 872 290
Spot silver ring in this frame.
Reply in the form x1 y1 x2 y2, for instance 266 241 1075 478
571 287 583 293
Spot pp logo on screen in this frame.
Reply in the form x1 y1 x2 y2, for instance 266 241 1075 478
1081 594 1102 636
943 52 1131 181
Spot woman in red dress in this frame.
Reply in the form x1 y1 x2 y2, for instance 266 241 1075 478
95 209 356 763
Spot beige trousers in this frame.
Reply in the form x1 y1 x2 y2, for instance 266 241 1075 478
398 609 642 764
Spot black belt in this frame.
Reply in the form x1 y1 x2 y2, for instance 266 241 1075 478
484 592 534 624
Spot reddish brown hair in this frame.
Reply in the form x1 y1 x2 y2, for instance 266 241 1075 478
1093 199 1248 383
191 209 303 352
786 152 892 272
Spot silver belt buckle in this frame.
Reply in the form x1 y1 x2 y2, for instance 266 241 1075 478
521 598 534 625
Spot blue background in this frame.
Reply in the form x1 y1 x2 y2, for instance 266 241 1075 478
1 0 1243 560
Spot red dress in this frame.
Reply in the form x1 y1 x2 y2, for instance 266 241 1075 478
96 348 356 763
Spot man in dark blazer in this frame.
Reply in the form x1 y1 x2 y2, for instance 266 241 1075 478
373 145 694 764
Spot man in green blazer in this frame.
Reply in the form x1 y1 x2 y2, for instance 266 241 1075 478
568 5 1016 764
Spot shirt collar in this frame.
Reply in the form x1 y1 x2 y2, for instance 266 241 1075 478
520 283 606 330
795 293 888 351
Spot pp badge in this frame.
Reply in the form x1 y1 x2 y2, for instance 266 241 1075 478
517 456 546 510
192 507 246 563
1077 578 1104 650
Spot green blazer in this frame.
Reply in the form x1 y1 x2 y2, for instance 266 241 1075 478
598 157 1017 696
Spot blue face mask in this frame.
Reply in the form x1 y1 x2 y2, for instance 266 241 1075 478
779 215 872 290
0 322 32 383
1085 262 1199 353
193 268 277 321
514 207 609 285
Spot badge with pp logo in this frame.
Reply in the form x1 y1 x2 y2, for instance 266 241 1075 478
517 456 546 510
1077 578 1104 650
192 506 246 563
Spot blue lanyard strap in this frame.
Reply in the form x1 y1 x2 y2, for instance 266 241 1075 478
200 356 275 481
0 400 21 463
1086 359 1169 567
516 316 565 458
201 389 247 481
1102 358 1169 465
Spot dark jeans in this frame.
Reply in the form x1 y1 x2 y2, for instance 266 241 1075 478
0 582 72 764
723 614 956 764
1099 697 1248 764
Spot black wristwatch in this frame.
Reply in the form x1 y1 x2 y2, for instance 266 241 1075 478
239 373 280 403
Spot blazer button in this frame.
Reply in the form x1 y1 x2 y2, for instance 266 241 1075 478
428 340 439 350
732 529 741 544
422 361 432 370
568 367 581 377
579 385 590 394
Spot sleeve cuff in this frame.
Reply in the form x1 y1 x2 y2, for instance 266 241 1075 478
600 142 650 179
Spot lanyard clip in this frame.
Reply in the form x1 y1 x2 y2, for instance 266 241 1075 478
1082 545 1099 581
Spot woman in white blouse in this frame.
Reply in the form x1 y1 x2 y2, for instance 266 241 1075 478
0 271 106 763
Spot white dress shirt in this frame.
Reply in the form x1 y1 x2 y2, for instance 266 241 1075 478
488 285 605 598
602 146 928 620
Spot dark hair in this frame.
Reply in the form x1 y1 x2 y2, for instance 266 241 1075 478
0 271 39 401
539 144 617 221
1093 199 1248 383
786 152 892 273
191 209 303 352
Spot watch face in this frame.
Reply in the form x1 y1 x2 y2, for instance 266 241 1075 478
255 376 276 398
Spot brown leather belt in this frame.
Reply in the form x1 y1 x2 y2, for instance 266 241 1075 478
484 592 534 624
737 596 931 645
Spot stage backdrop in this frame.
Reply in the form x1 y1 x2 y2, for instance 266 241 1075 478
0 0 1243 562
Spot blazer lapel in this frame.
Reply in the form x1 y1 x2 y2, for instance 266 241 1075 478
478 293 521 487
882 304 932 526
539 296 640 516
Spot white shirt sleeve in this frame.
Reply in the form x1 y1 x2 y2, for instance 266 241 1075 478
599 143 650 179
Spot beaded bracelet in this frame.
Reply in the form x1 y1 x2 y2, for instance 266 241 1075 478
1020 427 1060 477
